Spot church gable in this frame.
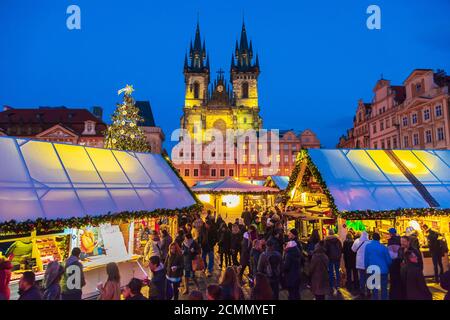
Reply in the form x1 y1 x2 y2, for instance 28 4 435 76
36 124 79 139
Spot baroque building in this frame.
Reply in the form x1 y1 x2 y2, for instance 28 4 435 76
174 22 320 186
338 69 450 151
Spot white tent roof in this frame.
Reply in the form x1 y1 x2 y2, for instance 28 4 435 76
192 177 279 194
0 137 196 223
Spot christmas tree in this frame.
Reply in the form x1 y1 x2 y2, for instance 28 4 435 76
104 85 150 152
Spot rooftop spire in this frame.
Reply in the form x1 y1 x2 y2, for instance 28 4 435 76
186 20 209 73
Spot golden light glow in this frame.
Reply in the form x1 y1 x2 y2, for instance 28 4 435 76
221 194 240 208
198 194 211 203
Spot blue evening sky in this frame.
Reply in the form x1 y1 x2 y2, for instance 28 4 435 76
1 0 449 149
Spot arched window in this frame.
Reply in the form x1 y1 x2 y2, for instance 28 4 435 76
242 82 249 99
193 82 200 99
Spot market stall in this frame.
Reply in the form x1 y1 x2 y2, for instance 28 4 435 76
286 148 450 276
0 136 199 299
192 177 279 222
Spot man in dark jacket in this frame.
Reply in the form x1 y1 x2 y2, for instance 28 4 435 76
324 230 343 290
423 225 444 282
124 278 147 300
342 233 358 291
18 271 42 300
399 236 423 270
241 208 253 227
283 241 302 300
61 247 86 300
239 231 252 283
257 239 282 299
387 228 402 299
149 256 167 300
198 220 217 276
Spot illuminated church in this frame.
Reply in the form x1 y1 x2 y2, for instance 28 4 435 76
181 21 262 141
176 21 320 186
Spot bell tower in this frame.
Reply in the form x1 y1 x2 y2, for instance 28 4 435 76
184 22 210 108
231 21 260 109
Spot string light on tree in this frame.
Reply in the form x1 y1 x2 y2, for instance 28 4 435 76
104 84 150 152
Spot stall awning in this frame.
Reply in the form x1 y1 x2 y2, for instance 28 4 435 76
307 149 450 212
0 137 196 223
192 177 279 194
264 175 289 191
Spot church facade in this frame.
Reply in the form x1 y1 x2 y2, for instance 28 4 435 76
174 22 320 186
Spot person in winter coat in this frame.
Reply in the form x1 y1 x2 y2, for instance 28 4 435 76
401 250 432 300
324 229 343 290
440 270 450 300
198 220 217 276
342 233 358 291
144 230 162 262
423 225 444 283
250 238 265 280
257 239 282 299
18 271 42 300
239 231 252 282
351 231 370 296
165 242 184 300
241 208 253 227
364 233 392 300
218 224 232 268
181 233 200 295
160 229 173 263
219 266 245 300
61 247 86 300
0 256 13 300
250 272 273 300
282 240 302 300
43 261 64 300
399 236 423 270
98 262 121 300
387 228 402 300
309 241 331 300
230 224 242 266
307 230 321 257
149 256 167 300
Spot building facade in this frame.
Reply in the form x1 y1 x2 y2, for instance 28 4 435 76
0 106 106 147
135 101 165 154
173 22 320 186
337 69 450 150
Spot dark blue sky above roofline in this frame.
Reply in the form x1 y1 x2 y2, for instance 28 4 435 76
1 0 449 150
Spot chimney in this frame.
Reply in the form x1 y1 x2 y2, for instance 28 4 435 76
91 106 103 121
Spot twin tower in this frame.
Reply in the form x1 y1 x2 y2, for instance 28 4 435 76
181 21 262 141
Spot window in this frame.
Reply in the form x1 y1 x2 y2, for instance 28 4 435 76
380 121 384 131
242 82 249 99
242 168 248 176
403 136 409 148
415 83 422 93
387 139 391 149
381 140 385 149
243 117 247 124
412 113 417 124
193 169 199 177
424 109 430 121
184 169 190 177
425 130 432 144
258 168 263 176
276 154 280 162
436 105 442 117
374 142 378 149
393 137 397 148
229 169 234 176
251 168 256 176
284 155 289 163
193 82 200 99
283 144 289 150
372 124 377 134
402 116 408 127
211 169 216 177
413 133 419 146
220 169 225 177
386 118 390 129
437 128 445 141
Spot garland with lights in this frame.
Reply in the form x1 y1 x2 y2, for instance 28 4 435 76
193 190 280 195
340 208 450 220
0 204 202 234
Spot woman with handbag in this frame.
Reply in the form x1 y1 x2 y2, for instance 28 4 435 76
181 233 200 295
165 242 184 300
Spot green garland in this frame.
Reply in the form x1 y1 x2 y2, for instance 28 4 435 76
193 190 279 195
0 204 202 234
340 208 450 220
283 149 338 214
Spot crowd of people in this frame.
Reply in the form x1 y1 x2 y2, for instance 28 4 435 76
0 209 449 301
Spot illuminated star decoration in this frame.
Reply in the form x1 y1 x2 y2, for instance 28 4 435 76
117 84 135 96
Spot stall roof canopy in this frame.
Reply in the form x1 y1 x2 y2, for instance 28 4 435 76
0 137 196 223
307 149 450 212
265 176 290 191
192 177 279 194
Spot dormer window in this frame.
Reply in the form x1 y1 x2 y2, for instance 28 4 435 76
83 120 96 135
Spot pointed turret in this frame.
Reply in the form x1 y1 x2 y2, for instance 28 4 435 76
185 21 209 73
